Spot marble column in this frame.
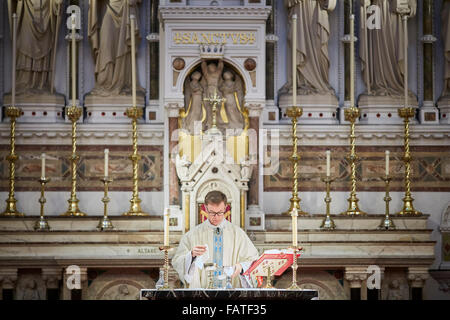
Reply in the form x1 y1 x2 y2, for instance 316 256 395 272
0 268 18 300
420 0 439 124
344 266 369 300
407 267 429 299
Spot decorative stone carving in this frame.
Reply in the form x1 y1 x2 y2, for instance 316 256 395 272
381 270 409 300
16 274 46 300
175 154 192 181
0 268 18 290
86 270 155 300
407 267 429 288
344 267 368 288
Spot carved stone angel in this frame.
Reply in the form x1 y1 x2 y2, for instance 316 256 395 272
218 70 245 133
175 154 191 181
181 71 205 134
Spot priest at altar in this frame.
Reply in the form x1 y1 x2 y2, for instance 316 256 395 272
172 191 259 289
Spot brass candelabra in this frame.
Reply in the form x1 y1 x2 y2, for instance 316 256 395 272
379 175 395 230
287 246 301 290
397 107 422 216
2 107 24 216
320 176 336 230
61 106 86 216
98 176 114 231
123 107 148 216
283 106 308 216
158 245 173 289
34 178 50 231
341 107 366 216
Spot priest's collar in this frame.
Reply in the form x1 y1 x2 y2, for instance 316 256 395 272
204 218 229 230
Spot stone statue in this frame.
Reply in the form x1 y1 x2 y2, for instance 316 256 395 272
240 157 252 181
282 0 336 96
88 0 143 97
7 0 63 94
386 279 404 300
182 71 205 134
175 154 191 181
218 71 245 132
442 1 450 98
181 60 246 134
201 58 224 98
359 0 417 98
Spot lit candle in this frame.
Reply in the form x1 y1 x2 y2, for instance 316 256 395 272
104 149 109 177
292 208 298 247
385 150 390 176
130 15 137 108
326 150 331 177
292 14 297 107
71 14 76 107
41 153 46 179
164 208 170 246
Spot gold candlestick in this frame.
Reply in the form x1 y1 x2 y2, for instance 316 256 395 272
34 178 50 231
379 175 395 230
123 107 148 216
2 15 23 217
2 107 24 216
98 177 114 231
282 107 308 216
397 107 422 216
158 245 173 290
320 176 336 230
287 246 301 290
61 106 86 216
341 107 366 216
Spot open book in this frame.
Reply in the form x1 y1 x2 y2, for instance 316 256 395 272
242 249 302 288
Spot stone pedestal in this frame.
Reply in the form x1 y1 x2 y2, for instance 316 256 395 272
358 95 419 125
3 94 65 123
419 101 440 124
438 96 450 124
279 93 339 124
84 94 145 124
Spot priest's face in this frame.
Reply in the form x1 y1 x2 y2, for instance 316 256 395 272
205 201 226 226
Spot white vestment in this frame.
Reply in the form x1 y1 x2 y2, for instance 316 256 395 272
172 219 259 289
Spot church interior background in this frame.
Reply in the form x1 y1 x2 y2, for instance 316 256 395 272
0 0 449 300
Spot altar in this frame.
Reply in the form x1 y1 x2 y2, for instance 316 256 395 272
140 288 318 300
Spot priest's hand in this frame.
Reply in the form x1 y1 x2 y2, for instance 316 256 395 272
192 245 207 257
231 264 242 278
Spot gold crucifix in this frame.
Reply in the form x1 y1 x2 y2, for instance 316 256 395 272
203 89 226 131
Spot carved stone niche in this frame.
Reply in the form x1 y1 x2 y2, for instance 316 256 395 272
86 270 156 300
15 274 46 300
381 269 409 300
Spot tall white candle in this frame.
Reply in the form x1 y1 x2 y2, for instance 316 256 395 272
292 14 297 107
350 14 355 108
385 150 390 176
292 208 298 247
12 14 17 108
104 149 109 177
326 150 331 177
164 208 170 246
130 15 137 108
71 14 76 107
41 153 46 179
